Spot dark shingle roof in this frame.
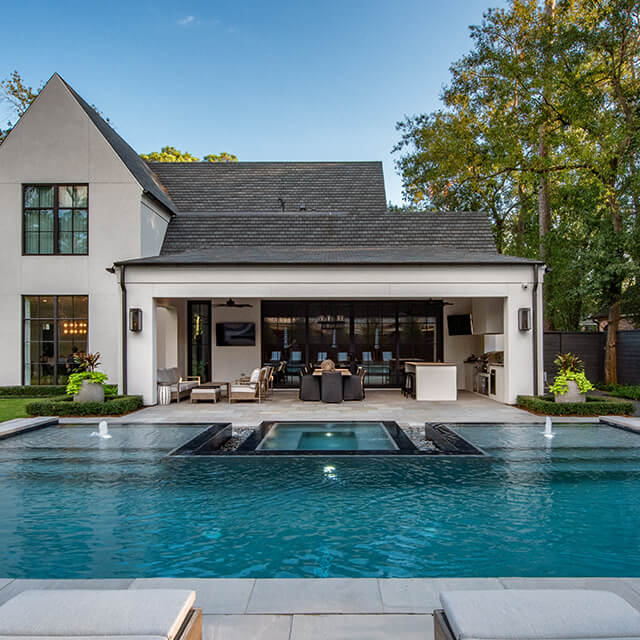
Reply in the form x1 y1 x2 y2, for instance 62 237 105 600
159 210 498 255
118 245 541 266
60 75 177 215
146 161 386 214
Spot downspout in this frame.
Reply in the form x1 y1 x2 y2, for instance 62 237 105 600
120 265 128 395
532 264 540 396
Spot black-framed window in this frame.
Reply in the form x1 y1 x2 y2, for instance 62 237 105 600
23 295 89 385
23 185 88 255
262 300 444 388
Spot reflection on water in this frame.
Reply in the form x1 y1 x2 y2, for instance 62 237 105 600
1 423 640 578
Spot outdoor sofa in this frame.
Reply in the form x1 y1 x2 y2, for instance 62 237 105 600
435 589 640 640
157 367 200 402
0 588 202 640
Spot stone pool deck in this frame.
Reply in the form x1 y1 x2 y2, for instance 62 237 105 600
2 577 640 639
59 389 600 427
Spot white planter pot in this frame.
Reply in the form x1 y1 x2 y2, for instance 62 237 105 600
554 379 586 404
74 380 105 403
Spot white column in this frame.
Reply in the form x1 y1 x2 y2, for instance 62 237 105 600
126 288 157 405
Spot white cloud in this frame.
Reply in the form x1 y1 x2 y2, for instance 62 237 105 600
178 15 195 26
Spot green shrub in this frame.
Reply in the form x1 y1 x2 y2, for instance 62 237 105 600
66 371 108 396
595 383 640 401
517 394 634 416
26 395 143 417
0 385 66 397
549 353 594 395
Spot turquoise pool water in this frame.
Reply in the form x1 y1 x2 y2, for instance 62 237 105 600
257 421 398 450
1 422 640 578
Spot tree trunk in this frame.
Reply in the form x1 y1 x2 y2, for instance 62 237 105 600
604 301 620 384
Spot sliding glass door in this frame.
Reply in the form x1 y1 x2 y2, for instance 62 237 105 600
262 300 443 388
188 301 211 382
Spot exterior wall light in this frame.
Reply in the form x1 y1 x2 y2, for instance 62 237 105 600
129 308 143 332
518 307 531 331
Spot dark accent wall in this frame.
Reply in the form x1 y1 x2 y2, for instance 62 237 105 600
543 330 640 385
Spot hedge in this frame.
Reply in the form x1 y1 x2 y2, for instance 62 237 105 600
26 395 143 417
0 384 118 398
0 385 66 397
595 383 640 401
517 394 634 416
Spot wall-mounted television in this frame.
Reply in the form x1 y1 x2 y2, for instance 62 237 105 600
447 314 473 336
216 322 256 346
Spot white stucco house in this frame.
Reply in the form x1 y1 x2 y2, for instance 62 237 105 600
0 73 544 405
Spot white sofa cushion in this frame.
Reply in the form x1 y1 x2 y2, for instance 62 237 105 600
231 384 257 393
0 589 195 640
440 589 640 640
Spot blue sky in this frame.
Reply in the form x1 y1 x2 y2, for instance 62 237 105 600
1 0 504 205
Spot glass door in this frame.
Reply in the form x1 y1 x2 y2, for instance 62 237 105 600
188 301 211 382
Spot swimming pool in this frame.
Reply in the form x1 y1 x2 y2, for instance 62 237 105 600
1 422 640 578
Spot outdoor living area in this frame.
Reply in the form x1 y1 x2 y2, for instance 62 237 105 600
145 291 541 411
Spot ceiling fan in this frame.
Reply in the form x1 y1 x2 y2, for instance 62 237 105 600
214 298 253 308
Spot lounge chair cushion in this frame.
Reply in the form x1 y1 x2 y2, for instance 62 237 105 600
249 368 261 383
440 589 640 640
231 384 257 393
0 589 195 640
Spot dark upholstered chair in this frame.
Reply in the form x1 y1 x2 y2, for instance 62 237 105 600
299 369 320 401
321 371 343 403
343 367 365 401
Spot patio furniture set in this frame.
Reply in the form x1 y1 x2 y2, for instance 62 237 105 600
0 586 638 640
299 359 366 402
156 365 275 405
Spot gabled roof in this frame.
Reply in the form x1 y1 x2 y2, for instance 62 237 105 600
147 161 386 214
159 210 498 256
58 75 177 215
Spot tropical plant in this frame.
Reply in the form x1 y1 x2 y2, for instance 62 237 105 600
549 353 594 395
553 353 584 375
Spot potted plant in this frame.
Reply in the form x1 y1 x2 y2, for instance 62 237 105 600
66 352 108 403
549 353 594 403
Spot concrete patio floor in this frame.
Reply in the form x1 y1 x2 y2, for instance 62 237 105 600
2 577 640 639
65 389 573 427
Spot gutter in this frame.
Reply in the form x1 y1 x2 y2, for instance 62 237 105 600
532 264 540 396
119 265 128 395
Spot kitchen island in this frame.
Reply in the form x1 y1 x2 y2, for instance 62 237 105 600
404 362 457 401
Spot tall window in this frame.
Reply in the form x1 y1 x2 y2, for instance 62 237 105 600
23 185 88 255
23 296 89 385
188 301 211 382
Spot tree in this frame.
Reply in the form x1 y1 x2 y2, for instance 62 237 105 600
395 0 640 383
0 71 40 143
141 146 237 162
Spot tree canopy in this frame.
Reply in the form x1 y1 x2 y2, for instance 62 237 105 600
140 146 237 162
394 0 640 382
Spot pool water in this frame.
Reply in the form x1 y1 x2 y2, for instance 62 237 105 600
1 422 640 578
257 421 398 451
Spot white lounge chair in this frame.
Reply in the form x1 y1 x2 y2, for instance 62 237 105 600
435 589 640 640
0 588 202 640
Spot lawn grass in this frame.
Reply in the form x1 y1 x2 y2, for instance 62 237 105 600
0 397 37 422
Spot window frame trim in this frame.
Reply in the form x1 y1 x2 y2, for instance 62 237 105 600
22 183 89 256
21 294 90 385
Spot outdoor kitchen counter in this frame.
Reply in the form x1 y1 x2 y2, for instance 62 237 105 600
404 362 458 401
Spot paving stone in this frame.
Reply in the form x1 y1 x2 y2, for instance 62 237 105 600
0 417 57 440
0 579 133 606
378 579 440 613
290 613 433 640
130 578 255 614
0 579 14 591
248 578 383 614
202 614 291 640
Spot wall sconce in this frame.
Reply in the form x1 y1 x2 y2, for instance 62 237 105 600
129 308 143 332
518 307 531 331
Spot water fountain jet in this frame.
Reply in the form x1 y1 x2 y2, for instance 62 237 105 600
91 420 112 439
543 416 554 439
